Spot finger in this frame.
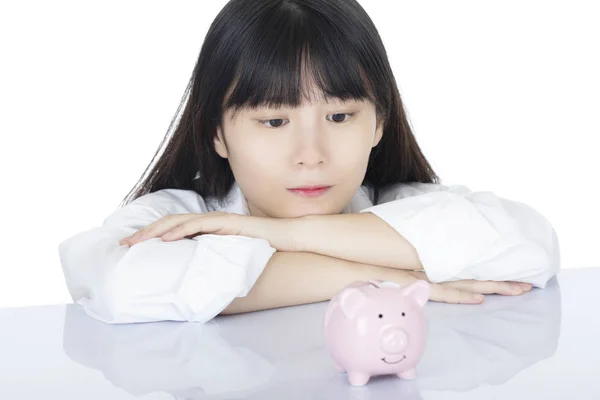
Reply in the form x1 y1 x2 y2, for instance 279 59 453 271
161 216 211 241
140 215 194 238
429 284 484 304
162 213 243 240
123 215 193 244
403 269 533 298
399 271 483 304
403 271 531 297
443 280 527 296
516 282 533 291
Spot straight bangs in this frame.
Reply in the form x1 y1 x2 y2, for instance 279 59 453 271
222 8 383 121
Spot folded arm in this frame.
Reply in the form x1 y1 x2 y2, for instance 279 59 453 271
291 183 560 288
292 212 422 270
58 189 276 324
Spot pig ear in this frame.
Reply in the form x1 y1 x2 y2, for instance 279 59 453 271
403 280 431 308
339 287 369 319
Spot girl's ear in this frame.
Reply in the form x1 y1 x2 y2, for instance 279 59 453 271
372 119 384 148
214 126 229 158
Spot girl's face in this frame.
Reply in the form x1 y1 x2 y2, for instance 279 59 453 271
214 90 383 218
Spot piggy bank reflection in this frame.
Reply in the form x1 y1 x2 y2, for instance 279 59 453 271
323 279 430 386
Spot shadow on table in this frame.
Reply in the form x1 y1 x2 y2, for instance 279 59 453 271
62 277 561 399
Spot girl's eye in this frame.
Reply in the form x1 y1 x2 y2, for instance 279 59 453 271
259 118 288 128
258 112 356 128
326 112 356 123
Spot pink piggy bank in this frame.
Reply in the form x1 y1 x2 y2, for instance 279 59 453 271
323 279 430 386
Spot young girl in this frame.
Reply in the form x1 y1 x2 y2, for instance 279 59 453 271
58 0 560 324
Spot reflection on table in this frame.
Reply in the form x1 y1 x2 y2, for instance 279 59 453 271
62 277 561 399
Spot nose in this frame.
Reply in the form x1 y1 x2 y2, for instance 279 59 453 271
380 327 408 354
292 129 328 168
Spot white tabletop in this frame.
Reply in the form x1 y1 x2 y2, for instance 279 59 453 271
1 267 598 399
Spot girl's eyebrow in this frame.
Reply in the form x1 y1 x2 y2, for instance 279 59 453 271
245 106 362 117
249 99 365 111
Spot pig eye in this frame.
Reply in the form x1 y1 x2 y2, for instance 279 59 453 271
378 314 383 318
402 312 406 317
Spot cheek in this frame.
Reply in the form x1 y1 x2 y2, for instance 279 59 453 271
334 143 371 174
229 140 279 171
335 133 373 158
227 145 286 199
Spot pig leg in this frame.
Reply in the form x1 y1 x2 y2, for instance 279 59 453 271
347 372 371 386
397 368 416 380
335 363 345 373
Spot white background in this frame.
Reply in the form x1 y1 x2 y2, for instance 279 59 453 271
0 0 597 308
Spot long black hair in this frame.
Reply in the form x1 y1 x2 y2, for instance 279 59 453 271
120 0 439 209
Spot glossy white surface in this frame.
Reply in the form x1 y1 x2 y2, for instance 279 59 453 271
0 267 598 399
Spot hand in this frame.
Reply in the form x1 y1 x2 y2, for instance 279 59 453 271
405 270 533 304
118 212 299 251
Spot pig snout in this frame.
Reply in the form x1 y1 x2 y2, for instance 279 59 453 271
380 327 408 354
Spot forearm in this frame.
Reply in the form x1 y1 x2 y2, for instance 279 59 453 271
220 251 419 315
292 212 422 270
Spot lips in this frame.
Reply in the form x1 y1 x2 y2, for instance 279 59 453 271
288 185 331 190
287 185 332 198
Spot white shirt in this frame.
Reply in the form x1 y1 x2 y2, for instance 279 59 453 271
58 181 560 324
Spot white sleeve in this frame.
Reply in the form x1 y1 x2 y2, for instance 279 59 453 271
359 182 560 288
58 189 276 324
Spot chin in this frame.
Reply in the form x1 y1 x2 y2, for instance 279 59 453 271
280 206 343 219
